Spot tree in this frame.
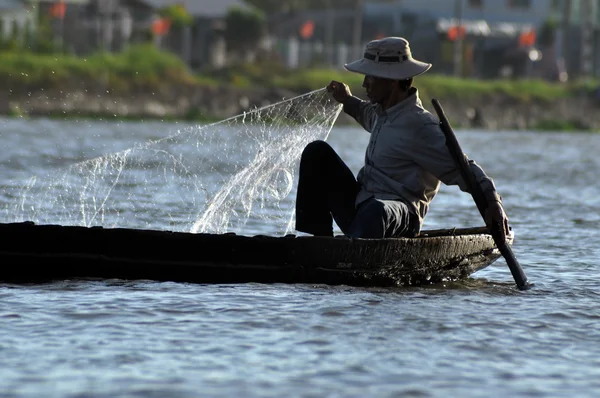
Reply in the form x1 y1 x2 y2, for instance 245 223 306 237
158 4 194 28
224 6 267 60
158 4 194 64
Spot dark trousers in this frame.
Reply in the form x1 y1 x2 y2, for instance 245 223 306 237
295 141 417 238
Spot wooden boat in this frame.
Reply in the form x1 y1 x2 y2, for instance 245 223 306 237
0 221 512 287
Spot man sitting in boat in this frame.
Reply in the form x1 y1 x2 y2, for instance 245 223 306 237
295 36 508 240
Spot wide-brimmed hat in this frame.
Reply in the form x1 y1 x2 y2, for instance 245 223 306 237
344 37 432 80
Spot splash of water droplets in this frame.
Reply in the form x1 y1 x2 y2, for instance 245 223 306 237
7 89 342 236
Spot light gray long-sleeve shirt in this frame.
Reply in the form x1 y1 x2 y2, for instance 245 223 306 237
344 88 498 231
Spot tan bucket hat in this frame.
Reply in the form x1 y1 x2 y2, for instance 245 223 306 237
344 37 432 80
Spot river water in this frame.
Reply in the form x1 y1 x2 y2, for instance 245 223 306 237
1 116 599 397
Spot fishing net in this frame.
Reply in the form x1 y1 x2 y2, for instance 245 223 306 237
7 88 343 236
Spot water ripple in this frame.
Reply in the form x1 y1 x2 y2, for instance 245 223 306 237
2 124 600 397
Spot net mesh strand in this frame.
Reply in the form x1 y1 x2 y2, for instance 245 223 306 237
8 89 343 236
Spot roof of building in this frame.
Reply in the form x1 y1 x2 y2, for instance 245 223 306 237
436 18 534 38
0 0 26 11
139 0 246 18
23 0 90 3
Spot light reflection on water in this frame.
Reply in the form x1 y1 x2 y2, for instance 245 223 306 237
1 118 600 397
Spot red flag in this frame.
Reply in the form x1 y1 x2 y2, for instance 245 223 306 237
519 30 536 47
447 25 466 41
299 20 315 39
49 1 66 19
152 18 172 36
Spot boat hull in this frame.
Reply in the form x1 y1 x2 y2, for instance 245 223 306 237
0 222 510 287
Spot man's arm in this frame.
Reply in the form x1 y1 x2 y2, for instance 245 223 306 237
326 81 377 132
469 162 509 242
341 96 362 119
410 123 509 240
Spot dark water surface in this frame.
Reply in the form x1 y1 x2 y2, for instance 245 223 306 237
1 117 599 397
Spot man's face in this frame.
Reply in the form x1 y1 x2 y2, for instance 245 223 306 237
362 75 395 104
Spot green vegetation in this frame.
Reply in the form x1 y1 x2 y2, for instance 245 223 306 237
532 118 590 132
224 6 266 56
264 65 597 103
209 61 600 106
1 46 599 130
158 4 194 27
0 44 195 92
1 45 596 100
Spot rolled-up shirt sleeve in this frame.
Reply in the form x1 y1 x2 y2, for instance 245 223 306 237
343 97 378 133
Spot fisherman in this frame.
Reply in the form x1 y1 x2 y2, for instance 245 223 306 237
295 36 508 240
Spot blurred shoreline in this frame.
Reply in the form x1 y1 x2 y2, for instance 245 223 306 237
3 83 599 131
2 46 599 131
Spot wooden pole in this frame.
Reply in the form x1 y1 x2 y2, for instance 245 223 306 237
352 0 364 60
561 0 571 77
432 98 531 290
580 0 594 78
453 0 463 77
325 0 335 66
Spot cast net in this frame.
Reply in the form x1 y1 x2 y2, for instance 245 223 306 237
7 88 343 236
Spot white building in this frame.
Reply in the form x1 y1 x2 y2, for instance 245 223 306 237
365 0 600 27
0 0 35 41
364 0 600 78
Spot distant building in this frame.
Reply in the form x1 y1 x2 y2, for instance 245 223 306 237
365 0 600 79
20 0 246 69
138 0 248 69
139 0 246 19
365 0 562 27
0 0 36 44
20 0 91 54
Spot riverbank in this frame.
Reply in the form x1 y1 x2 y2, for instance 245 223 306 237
4 82 599 131
1 46 599 131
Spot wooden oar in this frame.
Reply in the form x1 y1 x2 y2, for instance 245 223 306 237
431 98 531 290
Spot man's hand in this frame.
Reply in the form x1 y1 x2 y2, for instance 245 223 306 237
484 201 509 243
326 80 352 103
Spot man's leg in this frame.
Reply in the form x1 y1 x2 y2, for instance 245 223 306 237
295 140 359 236
347 198 418 239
